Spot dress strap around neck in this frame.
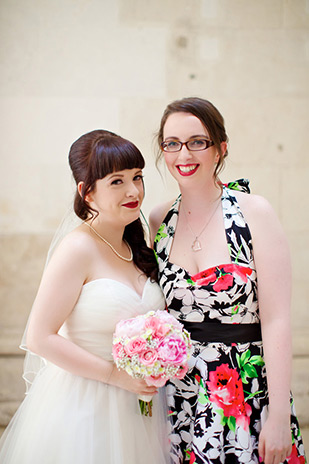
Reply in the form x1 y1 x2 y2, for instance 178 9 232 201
221 185 254 267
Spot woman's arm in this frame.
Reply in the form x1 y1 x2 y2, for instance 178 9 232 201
26 231 157 396
239 193 293 464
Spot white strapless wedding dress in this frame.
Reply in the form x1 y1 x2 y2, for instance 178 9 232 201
0 278 170 463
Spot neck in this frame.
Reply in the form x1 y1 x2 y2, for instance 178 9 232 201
179 180 221 212
86 217 126 247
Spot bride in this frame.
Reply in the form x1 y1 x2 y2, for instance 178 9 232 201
0 129 169 464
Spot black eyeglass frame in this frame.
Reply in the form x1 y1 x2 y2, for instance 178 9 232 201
160 138 215 153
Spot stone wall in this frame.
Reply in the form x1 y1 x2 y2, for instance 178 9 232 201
0 0 308 443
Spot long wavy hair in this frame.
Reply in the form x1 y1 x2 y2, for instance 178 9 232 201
68 129 158 281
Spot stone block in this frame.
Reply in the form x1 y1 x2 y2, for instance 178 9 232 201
291 281 309 336
0 401 21 429
293 329 309 357
281 170 309 232
283 0 309 28
0 356 25 427
223 97 309 170
119 0 200 23
212 0 283 29
0 234 50 342
0 357 25 402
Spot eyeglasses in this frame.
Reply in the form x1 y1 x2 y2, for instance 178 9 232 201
161 138 214 153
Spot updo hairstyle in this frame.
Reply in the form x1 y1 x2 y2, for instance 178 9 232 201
68 129 158 281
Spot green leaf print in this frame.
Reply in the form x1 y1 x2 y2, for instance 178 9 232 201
154 224 167 243
231 304 239 315
250 355 265 366
227 415 236 433
240 349 251 365
227 181 240 190
234 244 243 264
217 409 236 433
237 349 264 384
217 409 228 426
240 370 249 384
198 392 210 405
197 376 210 405
244 390 263 401
243 363 258 378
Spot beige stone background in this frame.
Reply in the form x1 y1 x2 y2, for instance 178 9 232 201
0 0 308 451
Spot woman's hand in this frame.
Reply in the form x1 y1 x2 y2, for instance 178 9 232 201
258 414 292 464
108 366 158 396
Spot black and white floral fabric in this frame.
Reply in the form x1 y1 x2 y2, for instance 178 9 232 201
154 180 306 464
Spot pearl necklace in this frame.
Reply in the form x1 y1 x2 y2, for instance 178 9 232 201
182 199 221 252
84 222 133 262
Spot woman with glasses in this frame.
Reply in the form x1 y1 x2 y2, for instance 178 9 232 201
149 97 306 464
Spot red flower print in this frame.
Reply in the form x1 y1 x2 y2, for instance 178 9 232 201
213 273 234 292
206 364 252 431
192 267 217 286
287 444 306 464
189 450 196 464
222 264 252 282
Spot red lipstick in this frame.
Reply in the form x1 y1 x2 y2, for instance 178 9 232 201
176 164 199 176
123 201 139 209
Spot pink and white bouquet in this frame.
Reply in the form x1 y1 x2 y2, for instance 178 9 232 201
112 310 192 415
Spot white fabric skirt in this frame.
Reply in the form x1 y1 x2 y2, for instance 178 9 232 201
0 363 170 464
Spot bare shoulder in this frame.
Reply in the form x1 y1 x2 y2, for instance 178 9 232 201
233 190 285 240
47 226 96 274
233 191 275 217
149 199 175 243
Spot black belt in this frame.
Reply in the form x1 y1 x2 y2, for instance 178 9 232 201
182 321 262 344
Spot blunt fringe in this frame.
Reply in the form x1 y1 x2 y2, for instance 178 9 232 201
68 129 158 281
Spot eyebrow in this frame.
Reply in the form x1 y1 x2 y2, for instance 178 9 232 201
107 169 142 180
164 135 209 140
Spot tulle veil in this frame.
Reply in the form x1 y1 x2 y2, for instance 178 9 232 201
19 206 82 393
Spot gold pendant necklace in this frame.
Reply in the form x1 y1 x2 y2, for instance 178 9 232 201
182 199 221 252
84 222 133 262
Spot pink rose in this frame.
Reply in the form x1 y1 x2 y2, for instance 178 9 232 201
145 316 160 332
112 342 124 360
139 349 158 366
155 323 171 338
124 337 147 356
145 316 171 339
145 375 168 388
157 336 187 365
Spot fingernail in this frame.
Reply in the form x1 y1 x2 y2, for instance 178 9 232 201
259 457 262 463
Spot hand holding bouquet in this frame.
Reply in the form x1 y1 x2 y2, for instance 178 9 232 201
112 310 192 416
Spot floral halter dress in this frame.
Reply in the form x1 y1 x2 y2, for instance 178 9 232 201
154 180 306 464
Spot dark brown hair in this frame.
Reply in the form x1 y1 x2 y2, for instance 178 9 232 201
156 97 229 183
68 129 158 281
